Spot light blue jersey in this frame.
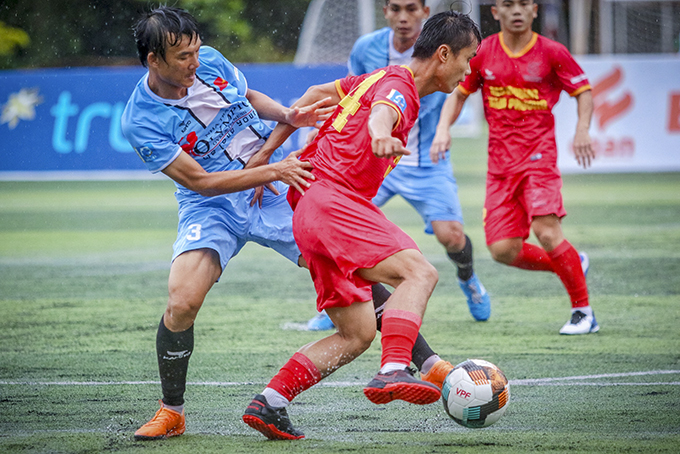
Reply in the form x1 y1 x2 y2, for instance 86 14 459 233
349 28 463 234
121 46 299 270
348 27 448 168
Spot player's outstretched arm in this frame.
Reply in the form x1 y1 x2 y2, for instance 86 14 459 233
246 82 340 170
369 104 410 158
430 88 469 163
161 150 313 198
246 89 335 128
573 90 595 169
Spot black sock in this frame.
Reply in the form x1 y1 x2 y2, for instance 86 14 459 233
411 334 437 371
156 316 193 406
371 283 391 331
447 234 474 281
371 283 437 372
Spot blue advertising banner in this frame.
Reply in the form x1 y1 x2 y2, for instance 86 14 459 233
0 63 347 179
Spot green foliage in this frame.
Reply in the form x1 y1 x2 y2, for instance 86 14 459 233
0 0 312 69
0 138 679 452
0 21 29 55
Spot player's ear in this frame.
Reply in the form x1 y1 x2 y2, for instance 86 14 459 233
437 44 450 63
147 52 159 68
532 3 538 19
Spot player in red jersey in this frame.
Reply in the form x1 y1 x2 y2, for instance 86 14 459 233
432 0 598 335
241 11 482 440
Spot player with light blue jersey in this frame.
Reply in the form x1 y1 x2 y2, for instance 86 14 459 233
122 45 300 268
306 0 491 331
122 6 333 441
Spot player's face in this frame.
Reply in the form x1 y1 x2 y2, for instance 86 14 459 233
149 34 201 99
492 0 538 34
438 41 478 93
383 0 430 42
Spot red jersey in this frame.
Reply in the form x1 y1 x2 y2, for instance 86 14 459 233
458 33 591 175
289 65 419 209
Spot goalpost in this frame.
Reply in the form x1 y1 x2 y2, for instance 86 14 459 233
293 0 477 65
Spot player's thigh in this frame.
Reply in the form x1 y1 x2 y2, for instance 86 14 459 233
248 186 301 265
358 248 438 290
173 203 245 271
521 170 566 220
168 248 222 308
484 174 530 245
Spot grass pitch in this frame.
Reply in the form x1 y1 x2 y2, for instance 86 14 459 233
1 138 679 453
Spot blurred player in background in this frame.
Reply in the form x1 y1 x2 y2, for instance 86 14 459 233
306 0 491 332
121 6 333 441
241 11 482 440
433 0 598 335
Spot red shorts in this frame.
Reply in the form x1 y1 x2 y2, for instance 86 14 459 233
483 168 566 245
292 179 418 311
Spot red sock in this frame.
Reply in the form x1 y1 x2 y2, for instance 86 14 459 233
510 242 554 272
267 352 322 402
547 240 589 308
380 309 422 368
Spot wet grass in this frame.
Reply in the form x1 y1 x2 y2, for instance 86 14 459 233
1 138 679 452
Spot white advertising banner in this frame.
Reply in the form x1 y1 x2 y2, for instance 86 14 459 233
554 55 680 173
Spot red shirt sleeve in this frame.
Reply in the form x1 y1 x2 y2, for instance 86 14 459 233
550 41 591 97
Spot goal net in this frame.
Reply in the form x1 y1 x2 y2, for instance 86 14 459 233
597 0 680 54
294 0 456 65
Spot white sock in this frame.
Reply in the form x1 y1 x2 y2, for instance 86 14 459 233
262 388 290 408
420 355 442 375
574 306 593 317
380 362 408 374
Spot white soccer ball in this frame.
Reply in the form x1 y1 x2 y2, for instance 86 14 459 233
441 359 510 428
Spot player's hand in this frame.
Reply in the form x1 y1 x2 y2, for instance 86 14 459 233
573 128 595 169
250 184 279 207
372 136 411 158
286 97 335 128
275 149 315 195
430 127 451 164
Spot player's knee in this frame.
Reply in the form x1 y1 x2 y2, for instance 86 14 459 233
488 244 516 265
533 229 563 251
434 222 465 251
338 325 375 357
166 294 203 326
414 259 439 291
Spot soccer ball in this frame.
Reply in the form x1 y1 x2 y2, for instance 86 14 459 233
441 359 510 428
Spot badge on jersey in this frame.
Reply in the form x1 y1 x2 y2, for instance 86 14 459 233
386 89 407 113
134 143 158 162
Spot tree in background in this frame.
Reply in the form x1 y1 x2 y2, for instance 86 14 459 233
0 0 312 69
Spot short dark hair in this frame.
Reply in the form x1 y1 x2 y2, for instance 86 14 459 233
412 10 481 59
133 6 200 67
384 0 426 6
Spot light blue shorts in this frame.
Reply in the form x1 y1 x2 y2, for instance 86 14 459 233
373 162 463 235
172 181 300 271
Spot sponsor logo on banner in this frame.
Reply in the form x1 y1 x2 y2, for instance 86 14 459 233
587 65 635 159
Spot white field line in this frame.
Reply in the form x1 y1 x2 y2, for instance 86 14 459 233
0 370 678 387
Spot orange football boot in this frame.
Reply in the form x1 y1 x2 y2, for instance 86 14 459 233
420 360 454 390
134 401 186 440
